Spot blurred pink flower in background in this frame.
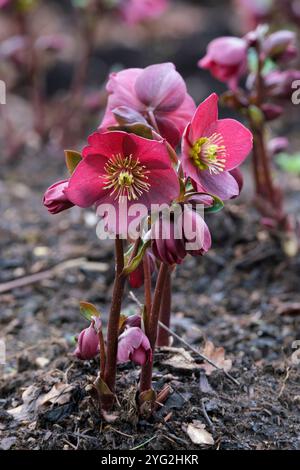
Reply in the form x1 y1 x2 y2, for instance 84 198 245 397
119 0 169 25
117 326 152 365
0 0 11 8
100 63 196 148
263 30 297 62
198 37 248 90
235 0 273 31
182 93 253 200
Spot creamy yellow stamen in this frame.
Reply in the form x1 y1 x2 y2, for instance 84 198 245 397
103 153 150 201
190 133 226 175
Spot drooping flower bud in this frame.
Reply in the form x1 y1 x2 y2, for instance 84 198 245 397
267 137 289 157
74 323 99 360
263 30 297 62
198 37 248 89
43 179 74 214
151 205 211 265
117 327 152 366
129 250 156 289
261 103 284 121
229 168 244 197
264 70 300 99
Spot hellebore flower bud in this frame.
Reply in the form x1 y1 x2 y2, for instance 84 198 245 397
268 137 289 157
43 179 74 214
261 103 284 121
151 205 211 265
74 323 99 360
129 250 156 289
117 327 152 366
229 168 244 197
125 314 142 328
263 30 297 62
198 37 248 89
264 70 300 99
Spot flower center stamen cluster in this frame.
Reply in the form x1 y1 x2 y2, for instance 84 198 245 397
103 153 150 201
190 132 226 174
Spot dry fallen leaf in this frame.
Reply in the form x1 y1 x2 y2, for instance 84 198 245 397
161 347 202 371
37 383 74 407
7 385 40 422
186 420 214 446
8 382 74 422
200 341 232 376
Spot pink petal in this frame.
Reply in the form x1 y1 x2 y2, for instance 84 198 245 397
207 118 253 170
83 131 127 159
66 155 109 208
135 63 186 112
196 170 240 200
190 93 219 142
131 347 147 365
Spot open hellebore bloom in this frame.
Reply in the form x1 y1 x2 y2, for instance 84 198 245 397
66 131 179 234
182 93 253 200
198 37 248 90
117 327 152 366
99 63 196 147
151 204 211 265
43 179 74 214
74 323 99 360
129 250 156 288
119 0 169 25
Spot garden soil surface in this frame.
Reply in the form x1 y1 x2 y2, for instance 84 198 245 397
0 149 299 450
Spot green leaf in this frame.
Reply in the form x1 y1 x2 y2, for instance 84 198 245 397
248 105 265 128
108 123 153 140
64 150 82 175
276 152 300 174
94 376 114 399
79 301 101 322
204 195 224 214
122 239 151 276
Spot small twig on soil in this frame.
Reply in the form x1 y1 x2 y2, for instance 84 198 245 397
129 291 240 387
201 398 215 431
0 258 108 294
130 435 157 450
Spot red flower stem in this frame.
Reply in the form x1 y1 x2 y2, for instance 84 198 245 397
157 268 172 347
251 43 284 216
139 263 169 394
103 236 125 395
98 329 106 379
143 255 152 335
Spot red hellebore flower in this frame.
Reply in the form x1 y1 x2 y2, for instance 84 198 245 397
65 131 179 233
151 203 212 265
99 63 196 148
182 93 253 200
74 323 99 360
117 327 152 366
198 37 248 90
43 179 74 214
119 0 169 25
